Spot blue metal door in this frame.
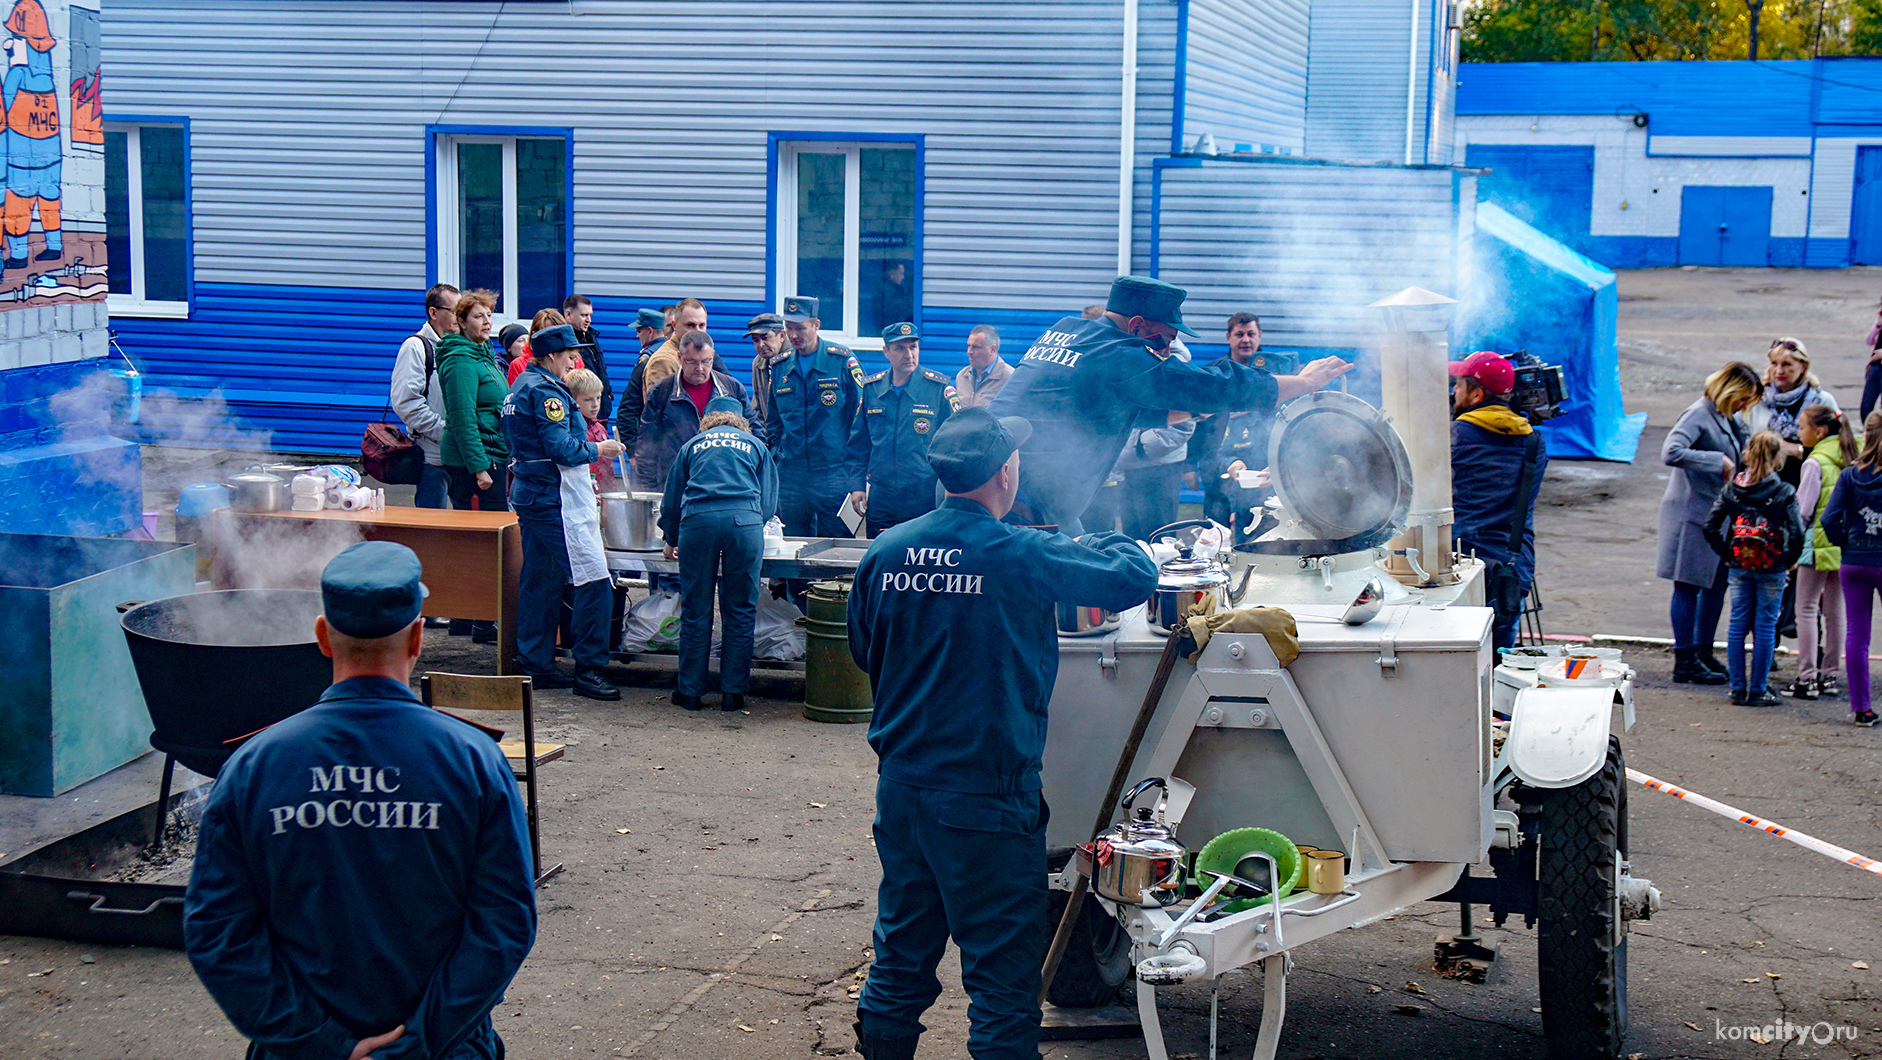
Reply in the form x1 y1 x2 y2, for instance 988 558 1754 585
1464 145 1594 254
1851 146 1882 265
1679 186 1772 266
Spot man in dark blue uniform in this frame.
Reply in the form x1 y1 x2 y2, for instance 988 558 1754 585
987 276 1353 535
766 294 865 538
659 396 779 712
504 324 627 700
616 306 674 459
844 322 959 537
1449 350 1548 652
184 542 537 1060
847 408 1158 1060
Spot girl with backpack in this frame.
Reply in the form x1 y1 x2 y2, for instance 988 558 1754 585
1703 431 1807 706
1788 405 1857 700
1820 411 1882 727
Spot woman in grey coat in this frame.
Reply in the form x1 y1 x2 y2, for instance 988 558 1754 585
1659 362 1762 683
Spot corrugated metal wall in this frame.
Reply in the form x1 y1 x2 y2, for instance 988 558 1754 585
1179 0 1309 155
103 0 1184 450
1303 0 1417 163
1154 157 1466 348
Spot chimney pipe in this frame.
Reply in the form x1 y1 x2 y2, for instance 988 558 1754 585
1370 287 1460 588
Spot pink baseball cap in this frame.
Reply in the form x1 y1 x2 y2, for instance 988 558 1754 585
1448 351 1515 394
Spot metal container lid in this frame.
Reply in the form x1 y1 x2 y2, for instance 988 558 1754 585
1266 391 1412 543
1158 552 1229 589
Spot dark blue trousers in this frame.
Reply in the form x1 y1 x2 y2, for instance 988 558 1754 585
677 511 764 697
863 487 936 539
859 778 1048 1059
516 506 610 672
779 462 850 538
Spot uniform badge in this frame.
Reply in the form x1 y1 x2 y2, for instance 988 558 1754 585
1254 355 1266 367
786 299 799 315
914 417 931 434
899 324 912 336
821 390 837 407
544 397 566 422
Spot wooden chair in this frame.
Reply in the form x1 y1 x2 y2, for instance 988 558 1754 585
418 672 565 885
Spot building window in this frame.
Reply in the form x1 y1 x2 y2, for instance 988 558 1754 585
775 140 918 347
432 131 568 319
105 121 189 317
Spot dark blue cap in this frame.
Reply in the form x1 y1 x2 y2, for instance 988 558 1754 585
927 407 1032 493
744 312 784 337
781 295 819 322
530 323 596 358
881 322 920 344
704 396 743 418
497 322 530 352
1106 275 1199 337
322 541 429 639
635 308 666 330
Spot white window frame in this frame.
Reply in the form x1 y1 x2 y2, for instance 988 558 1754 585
105 122 189 319
776 141 915 352
434 134 533 324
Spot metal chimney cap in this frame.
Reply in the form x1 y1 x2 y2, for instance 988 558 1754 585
1367 286 1458 309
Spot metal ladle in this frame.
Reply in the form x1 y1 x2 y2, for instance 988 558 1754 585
1290 576 1386 627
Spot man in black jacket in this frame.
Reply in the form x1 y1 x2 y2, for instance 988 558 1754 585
563 294 612 422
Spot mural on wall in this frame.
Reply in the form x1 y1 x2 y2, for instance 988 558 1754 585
0 0 103 309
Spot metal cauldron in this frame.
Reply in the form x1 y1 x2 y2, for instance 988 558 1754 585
120 589 332 777
225 470 287 513
601 491 663 551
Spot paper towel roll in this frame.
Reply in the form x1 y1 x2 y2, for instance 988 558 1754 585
291 474 325 496
291 494 323 512
326 486 346 509
341 486 377 511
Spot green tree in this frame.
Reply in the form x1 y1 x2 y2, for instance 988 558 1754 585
1462 0 1882 60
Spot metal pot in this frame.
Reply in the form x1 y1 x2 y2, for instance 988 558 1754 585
1056 602 1120 637
1147 548 1229 633
225 470 287 513
1090 778 1188 908
600 491 663 551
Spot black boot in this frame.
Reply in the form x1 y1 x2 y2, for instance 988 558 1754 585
853 1020 918 1060
1673 648 1727 685
720 692 745 712
1695 646 1728 678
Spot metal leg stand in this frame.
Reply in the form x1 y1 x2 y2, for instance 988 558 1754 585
1136 976 1171 1060
1433 895 1499 980
1251 953 1290 1060
1209 975 1221 1060
151 753 175 848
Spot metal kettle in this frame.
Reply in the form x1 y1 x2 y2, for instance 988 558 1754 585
1149 546 1230 633
1091 778 1188 908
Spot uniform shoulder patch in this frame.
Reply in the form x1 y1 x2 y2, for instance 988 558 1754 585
922 368 949 384
543 396 566 422
941 383 960 411
864 370 887 384
845 354 865 388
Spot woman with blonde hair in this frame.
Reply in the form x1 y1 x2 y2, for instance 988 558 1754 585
1658 362 1762 683
1747 337 1840 468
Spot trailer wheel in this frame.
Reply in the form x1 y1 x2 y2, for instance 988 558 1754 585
1535 736 1627 1060
1043 888 1132 1007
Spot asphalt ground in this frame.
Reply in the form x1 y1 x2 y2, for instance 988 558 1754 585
3 267 1881 1059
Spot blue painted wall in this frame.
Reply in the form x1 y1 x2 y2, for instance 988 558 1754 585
0 360 142 537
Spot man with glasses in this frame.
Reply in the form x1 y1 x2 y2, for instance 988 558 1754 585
987 276 1350 536
389 283 459 509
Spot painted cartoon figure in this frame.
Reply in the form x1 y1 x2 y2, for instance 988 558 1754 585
3 0 60 270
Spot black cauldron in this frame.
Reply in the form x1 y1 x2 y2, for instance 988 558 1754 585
120 589 332 778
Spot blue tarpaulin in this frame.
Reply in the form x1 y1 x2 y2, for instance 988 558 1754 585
1461 202 1646 462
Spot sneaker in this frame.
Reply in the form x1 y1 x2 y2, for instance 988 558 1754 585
1784 680 1818 701
1818 677 1841 698
1748 689 1783 707
572 668 621 701
1855 710 1878 727
1730 688 1749 706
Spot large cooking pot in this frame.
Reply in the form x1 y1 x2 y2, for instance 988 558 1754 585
600 491 663 551
225 470 287 513
121 589 332 777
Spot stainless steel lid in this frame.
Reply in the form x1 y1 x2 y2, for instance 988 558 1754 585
1158 552 1229 590
1266 391 1412 542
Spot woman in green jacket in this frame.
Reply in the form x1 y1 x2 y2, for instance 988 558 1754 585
438 289 511 512
1790 404 1858 699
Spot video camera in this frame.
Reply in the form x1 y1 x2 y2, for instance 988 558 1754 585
1502 350 1566 425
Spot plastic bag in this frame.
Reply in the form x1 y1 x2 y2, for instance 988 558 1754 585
753 589 806 661
621 589 683 652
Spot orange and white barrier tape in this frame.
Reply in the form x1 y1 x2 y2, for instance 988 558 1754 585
1627 768 1882 878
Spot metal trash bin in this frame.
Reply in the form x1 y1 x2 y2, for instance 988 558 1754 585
800 579 872 724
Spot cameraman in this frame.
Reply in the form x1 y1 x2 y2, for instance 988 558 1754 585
1450 351 1548 652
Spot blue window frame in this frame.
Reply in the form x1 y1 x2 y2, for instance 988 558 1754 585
426 125 574 320
104 115 192 318
767 132 923 350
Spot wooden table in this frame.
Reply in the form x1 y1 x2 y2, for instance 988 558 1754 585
215 507 523 675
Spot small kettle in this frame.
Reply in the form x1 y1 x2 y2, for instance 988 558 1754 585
1091 778 1188 908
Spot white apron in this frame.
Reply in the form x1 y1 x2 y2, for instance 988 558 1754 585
558 462 609 587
